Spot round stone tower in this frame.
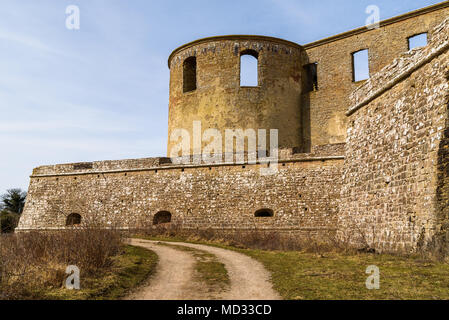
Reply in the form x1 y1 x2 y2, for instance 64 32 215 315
167 35 305 157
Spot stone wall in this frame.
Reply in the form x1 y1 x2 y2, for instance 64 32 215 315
339 17 449 252
303 2 449 150
18 155 343 234
16 4 449 253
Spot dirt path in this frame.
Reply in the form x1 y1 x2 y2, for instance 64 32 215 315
126 239 199 300
128 239 281 300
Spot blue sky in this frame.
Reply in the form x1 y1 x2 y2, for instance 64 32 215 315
0 0 443 195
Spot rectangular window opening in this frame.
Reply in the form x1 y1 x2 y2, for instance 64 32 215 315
352 49 370 82
408 33 428 50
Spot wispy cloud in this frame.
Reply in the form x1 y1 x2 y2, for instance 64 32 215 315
269 0 315 24
0 30 54 52
0 29 84 61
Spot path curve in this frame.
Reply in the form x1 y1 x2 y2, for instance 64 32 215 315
129 239 281 300
126 239 198 300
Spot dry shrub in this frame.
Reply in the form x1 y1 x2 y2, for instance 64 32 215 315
133 223 360 254
0 226 123 300
415 233 449 262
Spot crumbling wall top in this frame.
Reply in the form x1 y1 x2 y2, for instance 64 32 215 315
347 17 449 116
168 34 302 68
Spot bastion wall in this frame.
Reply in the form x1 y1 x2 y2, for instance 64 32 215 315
339 17 449 252
16 3 449 252
18 150 344 233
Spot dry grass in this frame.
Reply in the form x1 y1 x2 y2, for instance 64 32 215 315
134 225 449 300
237 249 449 300
160 242 229 292
133 223 449 261
0 227 123 299
42 245 158 300
132 223 356 254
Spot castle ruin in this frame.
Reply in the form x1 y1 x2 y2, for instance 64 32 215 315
18 3 449 252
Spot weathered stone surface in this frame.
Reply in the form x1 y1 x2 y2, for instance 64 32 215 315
168 36 305 156
19 156 343 233
303 2 448 149
339 17 449 252
16 5 449 254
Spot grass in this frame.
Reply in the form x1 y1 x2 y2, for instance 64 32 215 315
1 228 124 299
1 228 160 300
135 235 449 300
159 242 229 291
240 249 449 300
41 245 158 300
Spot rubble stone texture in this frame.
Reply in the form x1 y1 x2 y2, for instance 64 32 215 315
340 15 449 252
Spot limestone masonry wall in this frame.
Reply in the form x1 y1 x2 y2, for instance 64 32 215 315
339 17 449 252
303 2 449 150
16 4 449 253
19 157 343 233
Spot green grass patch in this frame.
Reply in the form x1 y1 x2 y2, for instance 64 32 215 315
135 235 449 300
41 245 158 300
239 249 449 300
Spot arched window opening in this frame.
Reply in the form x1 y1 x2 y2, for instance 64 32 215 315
153 211 172 225
255 209 274 218
240 50 259 87
66 213 82 226
352 49 370 82
408 33 428 50
183 57 197 93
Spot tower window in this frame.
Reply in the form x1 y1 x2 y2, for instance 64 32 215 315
183 57 197 93
352 49 370 82
304 63 318 92
240 50 259 87
408 33 428 50
255 208 274 218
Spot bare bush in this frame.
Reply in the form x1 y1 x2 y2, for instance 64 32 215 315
0 226 123 300
132 223 361 254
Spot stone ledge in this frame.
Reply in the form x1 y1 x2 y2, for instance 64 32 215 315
30 155 345 178
32 157 172 176
16 227 338 232
31 145 346 177
168 34 303 68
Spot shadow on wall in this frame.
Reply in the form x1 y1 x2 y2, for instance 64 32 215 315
66 213 82 226
153 211 172 225
301 53 314 153
435 85 449 252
